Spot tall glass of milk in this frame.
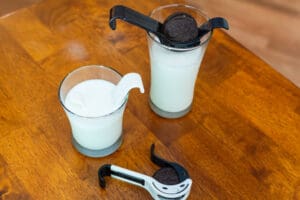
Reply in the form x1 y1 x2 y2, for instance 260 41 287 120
59 65 128 157
147 4 212 118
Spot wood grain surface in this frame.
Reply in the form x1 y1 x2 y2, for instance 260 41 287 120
0 0 300 199
1 0 299 88
188 0 300 87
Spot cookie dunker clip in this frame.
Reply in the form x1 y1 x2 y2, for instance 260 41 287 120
109 5 229 48
98 144 192 200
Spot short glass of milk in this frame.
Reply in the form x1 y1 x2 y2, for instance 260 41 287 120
59 65 127 157
147 4 212 118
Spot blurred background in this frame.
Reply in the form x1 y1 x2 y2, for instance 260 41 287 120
1 0 299 87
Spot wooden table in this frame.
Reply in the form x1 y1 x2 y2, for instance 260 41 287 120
0 0 299 199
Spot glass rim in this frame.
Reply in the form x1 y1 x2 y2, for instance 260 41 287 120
147 4 213 51
58 65 128 119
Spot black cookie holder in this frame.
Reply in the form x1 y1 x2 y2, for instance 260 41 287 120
98 144 192 200
99 144 189 187
109 5 229 48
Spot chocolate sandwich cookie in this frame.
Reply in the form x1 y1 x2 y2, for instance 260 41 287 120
162 12 199 43
153 167 180 185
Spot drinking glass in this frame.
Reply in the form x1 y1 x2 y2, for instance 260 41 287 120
59 65 127 157
147 4 212 118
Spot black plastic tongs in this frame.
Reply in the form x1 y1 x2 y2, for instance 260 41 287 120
98 144 192 200
109 5 229 48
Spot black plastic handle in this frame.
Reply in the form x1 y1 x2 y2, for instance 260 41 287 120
198 17 229 38
109 5 164 37
150 144 190 182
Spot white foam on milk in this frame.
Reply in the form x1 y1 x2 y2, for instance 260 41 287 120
65 79 116 117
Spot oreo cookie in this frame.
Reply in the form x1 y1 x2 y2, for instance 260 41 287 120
153 167 180 185
162 12 199 43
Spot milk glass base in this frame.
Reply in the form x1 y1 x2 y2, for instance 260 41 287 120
72 134 122 158
149 98 192 119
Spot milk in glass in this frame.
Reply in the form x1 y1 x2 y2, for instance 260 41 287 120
64 79 125 150
148 38 208 113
